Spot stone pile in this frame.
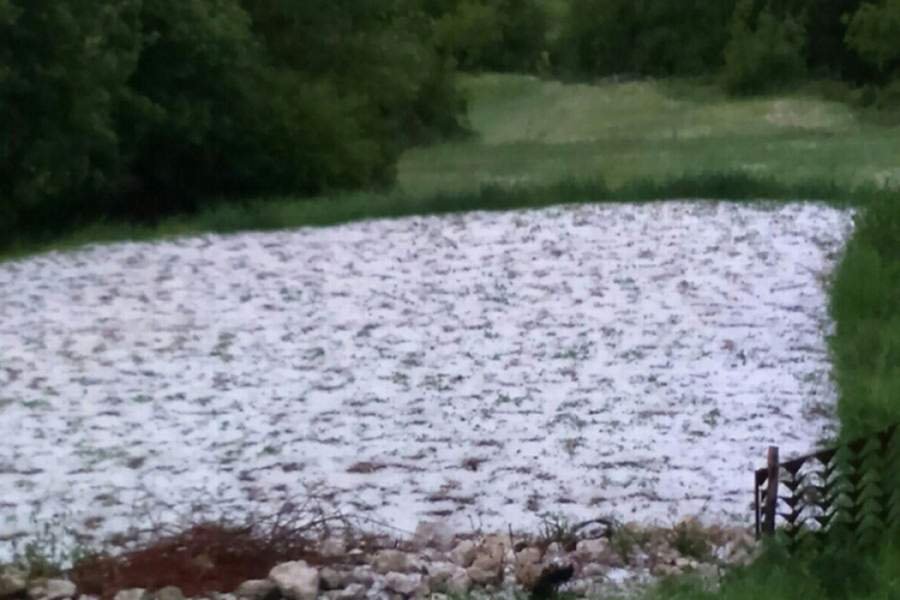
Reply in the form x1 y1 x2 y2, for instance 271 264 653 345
0 520 758 600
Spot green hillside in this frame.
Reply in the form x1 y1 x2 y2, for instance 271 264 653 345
399 74 900 196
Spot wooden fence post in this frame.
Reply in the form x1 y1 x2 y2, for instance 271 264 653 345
763 446 780 536
754 471 762 539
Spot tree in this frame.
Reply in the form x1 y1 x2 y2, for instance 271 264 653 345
845 0 900 80
1 0 468 244
242 0 466 147
426 0 549 72
722 0 807 95
558 0 735 78
0 0 141 239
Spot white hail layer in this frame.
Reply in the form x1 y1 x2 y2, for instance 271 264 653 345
0 201 853 554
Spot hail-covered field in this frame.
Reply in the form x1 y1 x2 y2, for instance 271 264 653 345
0 201 853 554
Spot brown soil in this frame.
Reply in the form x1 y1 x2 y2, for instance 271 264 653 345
69 522 344 599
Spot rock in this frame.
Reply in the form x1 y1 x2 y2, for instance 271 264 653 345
717 530 757 566
373 550 409 575
580 563 605 578
515 547 541 565
465 562 498 586
446 570 470 595
384 573 425 596
349 566 374 587
335 585 366 600
652 563 682 578
466 535 508 579
234 580 278 600
269 561 320 600
0 567 27 597
417 549 447 563
112 590 148 600
449 541 477 568
569 579 591 596
476 535 511 570
513 547 543 587
656 548 679 565
543 543 567 563
514 560 542 588
29 580 78 600
423 563 456 590
154 588 184 600
575 539 610 563
674 557 697 570
320 538 347 558
319 569 347 591
413 522 454 552
630 550 651 569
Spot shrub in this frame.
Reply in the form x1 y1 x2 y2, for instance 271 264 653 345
113 0 275 217
0 0 140 240
0 0 468 246
722 0 807 95
428 0 549 72
558 0 735 78
669 520 712 561
845 0 900 82
241 0 467 161
845 0 900 69
786 0 871 80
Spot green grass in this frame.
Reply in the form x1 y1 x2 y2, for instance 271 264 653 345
641 543 900 600
0 174 860 268
829 192 900 437
399 74 900 196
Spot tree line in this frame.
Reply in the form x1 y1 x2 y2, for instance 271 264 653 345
1 0 898 245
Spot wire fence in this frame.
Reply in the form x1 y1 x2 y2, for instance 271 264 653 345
754 423 900 550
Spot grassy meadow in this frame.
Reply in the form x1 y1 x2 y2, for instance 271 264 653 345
400 74 900 195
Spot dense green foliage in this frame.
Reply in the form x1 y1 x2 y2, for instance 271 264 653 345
845 0 900 82
0 1 140 237
558 0 736 77
722 0 807 94
423 0 550 72
0 0 466 245
554 0 898 98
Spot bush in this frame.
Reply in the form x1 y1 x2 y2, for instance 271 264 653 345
558 0 736 78
845 0 900 83
0 1 140 239
114 0 275 217
722 0 807 95
784 0 872 80
241 0 467 159
427 0 549 72
0 0 468 245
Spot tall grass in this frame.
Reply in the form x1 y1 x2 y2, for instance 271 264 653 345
0 171 863 262
829 192 900 436
643 542 900 600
